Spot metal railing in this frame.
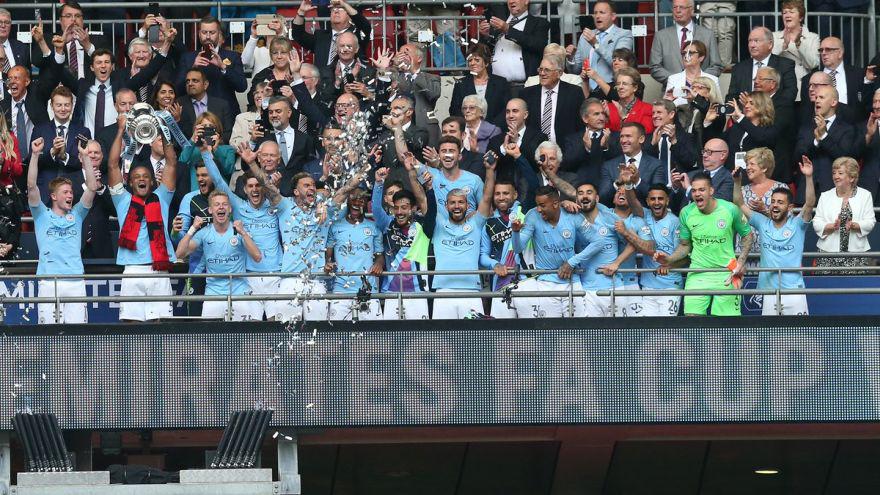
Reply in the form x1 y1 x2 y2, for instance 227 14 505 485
0 254 877 322
1 1 874 73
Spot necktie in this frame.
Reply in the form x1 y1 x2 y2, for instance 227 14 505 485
828 69 838 87
278 130 289 165
660 136 672 187
298 113 308 133
680 27 688 51
1 48 9 73
628 157 636 169
509 15 521 26
68 41 79 78
541 89 554 138
95 83 106 131
14 102 26 150
194 100 205 117
139 84 149 103
589 32 606 90
328 33 339 65
57 125 66 143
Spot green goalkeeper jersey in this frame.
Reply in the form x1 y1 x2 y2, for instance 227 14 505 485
679 198 751 269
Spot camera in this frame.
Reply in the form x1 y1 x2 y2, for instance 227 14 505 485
146 3 161 43
270 79 288 94
484 151 497 165
690 94 710 114
578 15 596 31
125 102 162 144
199 42 214 60
75 134 89 148
715 103 735 116
201 126 217 147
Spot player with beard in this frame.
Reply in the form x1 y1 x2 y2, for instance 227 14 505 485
431 154 496 319
655 172 753 316
275 169 364 322
326 189 385 320
736 158 815 315
609 183 653 317
175 191 262 320
479 180 535 318
27 138 98 323
425 136 484 213
510 186 592 318
617 184 683 316
107 114 178 321
207 144 285 320
171 162 214 316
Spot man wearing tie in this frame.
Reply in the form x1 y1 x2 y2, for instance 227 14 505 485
725 27 797 103
566 1 633 90
175 15 247 113
643 99 698 181
599 122 665 205
0 9 29 70
33 1 111 79
560 98 620 186
479 0 550 85
256 96 316 180
176 68 233 144
390 43 441 146
800 36 868 122
291 0 372 67
649 0 723 87
521 57 584 145
31 86 91 203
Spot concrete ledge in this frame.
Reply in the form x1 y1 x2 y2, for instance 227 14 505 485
179 469 272 484
17 471 109 486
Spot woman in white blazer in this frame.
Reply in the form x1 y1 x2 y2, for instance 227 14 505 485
772 0 820 100
664 40 720 107
813 157 876 273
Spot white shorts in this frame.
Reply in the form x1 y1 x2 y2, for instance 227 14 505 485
490 297 517 318
276 277 328 322
37 279 87 324
761 294 809 316
201 300 257 321
641 291 682 317
513 278 585 318
247 275 285 320
119 265 172 321
432 289 483 319
583 290 614 317
616 284 644 317
383 297 429 320
328 298 383 321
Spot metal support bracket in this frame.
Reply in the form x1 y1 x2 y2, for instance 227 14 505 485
276 431 301 495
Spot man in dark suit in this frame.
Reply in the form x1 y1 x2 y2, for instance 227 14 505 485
177 68 234 144
316 31 377 110
31 0 112 78
377 96 429 187
95 88 137 169
600 122 665 205
726 27 797 104
175 15 247 113
486 98 547 182
291 0 371 68
255 96 316 181
31 86 91 204
799 36 868 123
794 85 858 203
560 98 620 187
753 66 796 182
670 137 734 212
390 43 441 146
521 56 584 144
643 99 698 178
71 140 115 259
0 9 29 70
859 89 880 203
3 64 58 163
478 0 550 84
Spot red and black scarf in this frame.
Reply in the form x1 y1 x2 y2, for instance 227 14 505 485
118 193 172 271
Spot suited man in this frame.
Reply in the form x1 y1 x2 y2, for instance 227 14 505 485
521 57 584 145
799 36 868 122
560 98 620 186
858 89 880 202
479 0 550 84
0 9 29 70
390 43 441 146
377 96 430 188
175 15 247 113
726 27 797 103
487 98 547 182
566 1 634 92
32 0 112 78
73 140 115 259
643 99 698 179
753 66 796 182
439 116 486 181
649 0 723 87
600 122 665 205
291 0 371 68
125 36 176 104
255 96 316 179
177 68 234 144
31 86 91 204
95 89 137 169
316 32 377 108
3 64 59 164
794 85 858 203
288 63 326 136
449 44 511 128
670 138 734 211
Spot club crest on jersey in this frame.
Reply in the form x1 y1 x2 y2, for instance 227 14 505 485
598 226 608 236
717 219 727 229
561 229 572 239
661 227 670 237
462 187 471 195
782 229 793 238
363 227 372 236
463 224 472 233
268 207 278 216
65 214 74 221
230 236 239 246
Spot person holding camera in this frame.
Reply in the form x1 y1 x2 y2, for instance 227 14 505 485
723 91 780 170
664 41 720 108
179 112 235 190
177 68 233 145
684 76 727 145
175 15 247 113
248 37 297 108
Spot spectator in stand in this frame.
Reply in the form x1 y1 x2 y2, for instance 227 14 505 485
241 16 285 77
671 138 734 210
0 111 21 261
0 113 21 191
664 41 720 107
772 0 820 100
123 36 177 105
390 43 441 146
78 140 115 260
248 37 297 106
449 43 511 128
580 47 641 102
700 0 736 67
524 44 583 89
253 96 316 187
150 81 182 123
600 122 665 205
736 147 789 213
138 12 185 79
812 157 876 273
0 9 28 69
315 31 378 109
607 68 654 134
377 96 428 186
180 112 236 188
566 1 634 93
522 56 585 144
645 99 698 180
291 0 371 68
649 0 723 87
177 68 234 145
795 86 858 203
560 99 620 186
32 86 90 204
95 89 137 163
175 15 247 113
726 27 797 104
33 0 112 78
752 66 797 182
801 36 868 122
479 0 550 86
4 61 57 163
486 98 548 182
723 92 780 171
230 82 268 159
859 89 880 201
461 95 501 154
680 76 725 145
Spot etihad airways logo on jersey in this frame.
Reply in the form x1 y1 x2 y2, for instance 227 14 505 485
207 254 242 264
247 220 278 230
46 226 78 239
543 244 574 254
441 239 475 247
337 243 373 256
761 242 796 252
692 235 728 245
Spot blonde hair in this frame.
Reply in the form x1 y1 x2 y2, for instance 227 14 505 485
196 111 224 141
745 147 775 178
694 76 722 104
832 157 860 182
747 91 775 127
0 113 17 163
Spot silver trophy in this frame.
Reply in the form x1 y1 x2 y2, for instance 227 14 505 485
125 103 162 144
